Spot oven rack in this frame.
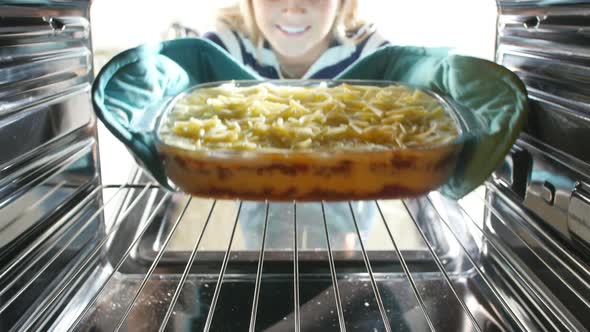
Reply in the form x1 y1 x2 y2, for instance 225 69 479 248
1 169 588 332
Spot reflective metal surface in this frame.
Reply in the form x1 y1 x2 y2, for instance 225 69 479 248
0 1 100 330
485 184 590 330
497 3 590 164
11 171 577 332
568 181 590 248
52 180 506 332
493 2 590 326
493 134 590 249
1 1 590 331
495 1 590 252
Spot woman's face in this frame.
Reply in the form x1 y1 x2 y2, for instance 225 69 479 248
252 0 340 59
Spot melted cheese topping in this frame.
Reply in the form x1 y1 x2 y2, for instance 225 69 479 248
160 82 459 152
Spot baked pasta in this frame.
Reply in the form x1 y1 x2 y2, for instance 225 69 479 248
156 81 462 201
160 82 458 151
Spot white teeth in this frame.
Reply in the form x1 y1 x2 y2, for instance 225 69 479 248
278 25 307 34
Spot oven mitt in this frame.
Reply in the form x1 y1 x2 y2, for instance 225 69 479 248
92 38 528 199
92 38 257 187
336 46 529 199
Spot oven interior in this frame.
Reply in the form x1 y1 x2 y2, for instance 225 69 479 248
1 1 589 331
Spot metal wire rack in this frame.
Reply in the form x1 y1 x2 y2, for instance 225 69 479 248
1 170 589 332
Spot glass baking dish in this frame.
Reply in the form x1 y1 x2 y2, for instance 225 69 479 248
155 80 464 201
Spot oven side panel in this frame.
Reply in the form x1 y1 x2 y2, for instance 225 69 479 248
495 0 590 254
0 1 104 330
489 1 590 329
0 1 99 258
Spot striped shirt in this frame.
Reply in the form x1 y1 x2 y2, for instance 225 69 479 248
203 22 389 79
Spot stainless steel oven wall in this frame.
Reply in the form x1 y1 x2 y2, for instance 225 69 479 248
495 0 590 254
0 1 102 330
488 0 590 329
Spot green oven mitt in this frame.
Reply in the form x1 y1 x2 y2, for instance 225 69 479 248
92 38 257 188
336 46 529 199
92 38 528 199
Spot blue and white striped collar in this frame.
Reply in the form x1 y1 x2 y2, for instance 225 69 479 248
206 22 388 79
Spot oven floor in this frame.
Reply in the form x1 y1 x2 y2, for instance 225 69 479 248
75 274 490 332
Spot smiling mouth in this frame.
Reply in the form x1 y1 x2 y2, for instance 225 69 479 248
276 24 311 36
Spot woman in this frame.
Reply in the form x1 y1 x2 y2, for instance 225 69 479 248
203 0 389 79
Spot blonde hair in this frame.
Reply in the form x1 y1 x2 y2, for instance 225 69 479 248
217 0 369 54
